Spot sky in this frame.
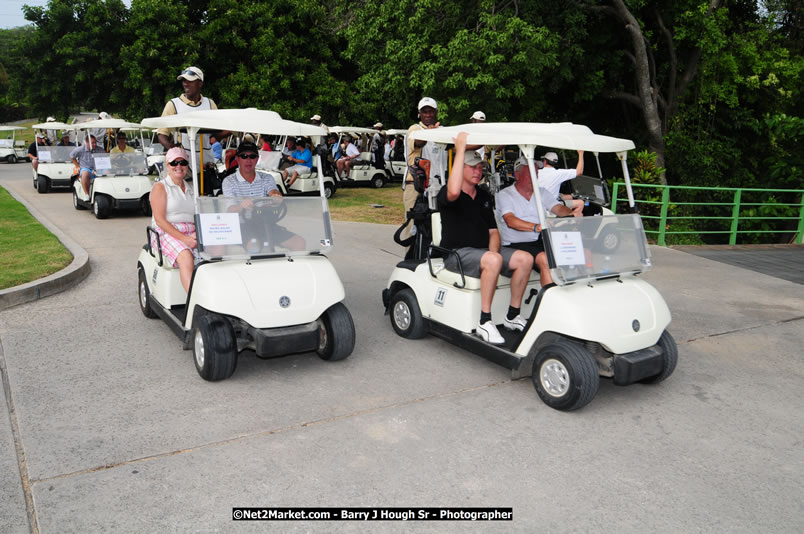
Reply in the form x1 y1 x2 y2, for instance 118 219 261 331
0 0 132 29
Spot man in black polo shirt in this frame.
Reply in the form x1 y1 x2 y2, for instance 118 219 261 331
437 132 534 344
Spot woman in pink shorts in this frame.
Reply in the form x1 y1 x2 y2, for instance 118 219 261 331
149 147 198 292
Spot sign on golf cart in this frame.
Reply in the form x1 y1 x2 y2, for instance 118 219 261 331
382 122 677 412
138 108 355 382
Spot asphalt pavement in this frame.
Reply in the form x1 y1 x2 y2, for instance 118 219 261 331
1 162 803 533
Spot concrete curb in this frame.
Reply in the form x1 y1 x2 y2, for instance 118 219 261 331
0 187 91 311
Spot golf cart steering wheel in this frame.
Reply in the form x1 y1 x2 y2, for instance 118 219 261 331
250 197 288 222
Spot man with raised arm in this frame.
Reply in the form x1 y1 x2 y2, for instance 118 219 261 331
539 151 585 217
437 132 534 345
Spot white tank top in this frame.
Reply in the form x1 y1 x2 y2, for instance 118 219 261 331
152 176 195 226
171 97 213 157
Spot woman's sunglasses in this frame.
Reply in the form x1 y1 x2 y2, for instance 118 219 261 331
168 160 189 167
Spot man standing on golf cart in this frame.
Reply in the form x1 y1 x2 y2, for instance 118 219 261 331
438 132 534 345
222 142 305 252
539 151 585 217
496 158 574 288
157 66 220 177
70 135 105 196
371 122 385 170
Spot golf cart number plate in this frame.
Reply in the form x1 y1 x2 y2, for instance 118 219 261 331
434 287 447 307
199 213 243 245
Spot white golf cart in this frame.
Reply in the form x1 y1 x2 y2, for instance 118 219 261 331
71 119 154 219
29 121 79 193
0 126 29 164
384 128 408 182
382 122 677 411
137 108 355 381
254 143 337 198
329 126 388 188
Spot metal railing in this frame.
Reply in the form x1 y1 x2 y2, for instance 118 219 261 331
611 182 804 246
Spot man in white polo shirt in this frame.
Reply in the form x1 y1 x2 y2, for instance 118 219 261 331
496 158 573 287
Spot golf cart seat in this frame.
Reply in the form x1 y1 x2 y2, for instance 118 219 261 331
349 152 373 169
428 213 541 290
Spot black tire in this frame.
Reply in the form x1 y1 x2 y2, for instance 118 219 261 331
193 314 237 381
324 182 335 199
389 288 427 339
597 226 620 253
532 341 600 411
371 174 385 189
36 175 49 193
138 268 157 319
317 302 355 361
141 194 152 217
8 154 17 164
641 330 678 384
93 194 111 219
73 188 87 210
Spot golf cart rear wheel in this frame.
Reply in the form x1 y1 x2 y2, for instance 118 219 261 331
193 314 237 381
8 154 17 164
137 268 157 319
389 289 427 339
640 330 678 384
371 174 385 189
73 188 86 210
317 302 355 361
36 175 49 193
93 194 111 219
532 341 600 411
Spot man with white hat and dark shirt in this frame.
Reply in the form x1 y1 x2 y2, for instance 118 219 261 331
437 132 534 345
371 122 385 170
539 150 585 217
469 110 486 160
157 66 218 165
310 114 328 132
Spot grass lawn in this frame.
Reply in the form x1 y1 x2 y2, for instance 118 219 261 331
328 183 406 226
0 186 73 290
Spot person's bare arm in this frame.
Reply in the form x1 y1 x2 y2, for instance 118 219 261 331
151 183 196 248
575 150 585 176
502 212 541 233
446 131 469 202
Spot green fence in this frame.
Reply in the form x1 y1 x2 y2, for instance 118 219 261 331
611 182 804 246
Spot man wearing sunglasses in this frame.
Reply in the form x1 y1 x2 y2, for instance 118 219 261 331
221 142 304 251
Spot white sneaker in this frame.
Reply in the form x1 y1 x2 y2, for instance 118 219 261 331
476 320 505 345
503 314 527 332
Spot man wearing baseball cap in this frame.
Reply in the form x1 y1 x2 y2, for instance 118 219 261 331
401 96 446 240
371 122 385 170
470 111 486 123
437 132 534 344
539 150 585 217
157 66 219 167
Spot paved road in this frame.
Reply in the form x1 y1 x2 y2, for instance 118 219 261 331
674 245 804 285
1 163 803 533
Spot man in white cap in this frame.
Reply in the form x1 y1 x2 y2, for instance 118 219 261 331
310 114 328 132
401 96 446 239
157 66 218 167
539 150 585 217
438 132 534 344
371 122 385 170
470 111 486 123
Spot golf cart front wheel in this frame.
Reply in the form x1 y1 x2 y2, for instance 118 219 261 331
640 330 678 384
324 182 335 199
141 194 152 217
93 194 111 219
8 154 17 164
73 188 86 210
317 302 355 361
194 314 237 381
532 341 600 411
389 289 427 339
138 268 157 319
36 175 49 193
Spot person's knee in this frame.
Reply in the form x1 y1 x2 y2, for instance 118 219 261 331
511 250 534 271
480 251 502 273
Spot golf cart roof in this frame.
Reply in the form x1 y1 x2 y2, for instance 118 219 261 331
410 122 635 153
73 119 144 130
0 125 26 131
385 129 407 136
141 109 328 137
31 122 76 130
329 126 378 135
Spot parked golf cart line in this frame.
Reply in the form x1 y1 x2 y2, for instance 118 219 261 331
382 122 676 411
0 126 29 164
71 119 153 219
329 126 388 189
138 108 355 381
28 121 77 193
384 128 408 182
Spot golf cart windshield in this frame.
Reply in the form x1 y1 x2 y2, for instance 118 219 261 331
195 196 333 260
36 146 75 163
257 151 282 171
543 213 651 285
92 152 149 176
